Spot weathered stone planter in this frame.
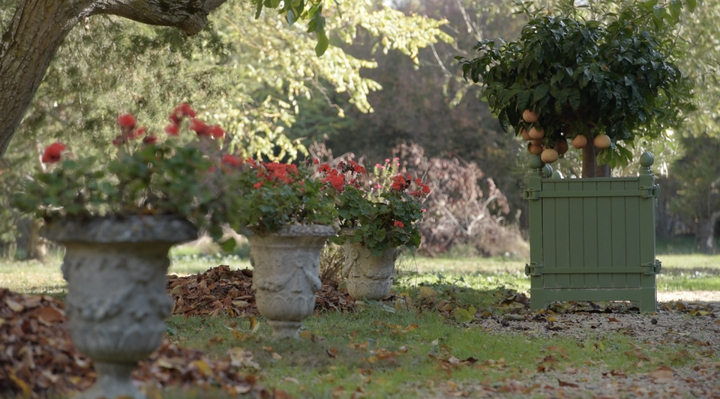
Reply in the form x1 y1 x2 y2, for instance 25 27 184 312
43 215 197 399
248 225 335 339
524 152 661 312
342 243 397 300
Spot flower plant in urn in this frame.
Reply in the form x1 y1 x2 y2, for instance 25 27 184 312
11 103 220 399
328 158 430 300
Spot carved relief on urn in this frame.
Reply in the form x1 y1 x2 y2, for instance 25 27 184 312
342 243 398 300
248 225 335 339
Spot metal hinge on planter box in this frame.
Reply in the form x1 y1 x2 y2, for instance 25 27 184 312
523 188 540 201
643 260 662 275
525 262 543 277
640 185 659 199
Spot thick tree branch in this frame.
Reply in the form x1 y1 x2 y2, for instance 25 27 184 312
0 0 229 158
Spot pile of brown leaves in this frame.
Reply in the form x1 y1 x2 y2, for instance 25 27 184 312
168 265 355 317
0 288 284 398
0 289 91 397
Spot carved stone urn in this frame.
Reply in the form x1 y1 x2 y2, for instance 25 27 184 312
342 243 398 300
248 224 335 339
42 215 197 399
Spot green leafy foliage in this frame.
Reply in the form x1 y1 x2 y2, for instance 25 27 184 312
457 1 694 168
12 141 213 222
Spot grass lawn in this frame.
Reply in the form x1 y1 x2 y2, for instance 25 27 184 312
1 251 719 398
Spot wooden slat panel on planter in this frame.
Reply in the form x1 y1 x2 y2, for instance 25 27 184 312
554 181 571 289
542 182 557 288
582 180 599 288
596 181 613 289
611 180 628 288
526 154 659 312
625 194 641 290
568 181 585 289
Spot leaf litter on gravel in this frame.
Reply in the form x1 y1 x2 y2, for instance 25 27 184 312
0 287 285 398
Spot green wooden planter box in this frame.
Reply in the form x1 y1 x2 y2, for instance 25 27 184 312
524 152 661 312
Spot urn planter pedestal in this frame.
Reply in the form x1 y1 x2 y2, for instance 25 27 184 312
342 243 397 300
43 216 197 399
248 225 335 339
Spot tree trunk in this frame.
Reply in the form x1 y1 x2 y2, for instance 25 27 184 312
27 219 47 263
595 162 610 177
695 211 720 253
582 133 596 178
0 0 227 158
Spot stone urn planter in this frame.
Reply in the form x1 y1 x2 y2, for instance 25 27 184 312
342 243 398 300
42 215 197 399
248 224 335 339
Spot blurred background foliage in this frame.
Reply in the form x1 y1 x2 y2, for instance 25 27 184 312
2 0 719 259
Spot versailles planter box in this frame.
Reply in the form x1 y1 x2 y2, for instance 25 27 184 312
523 152 661 313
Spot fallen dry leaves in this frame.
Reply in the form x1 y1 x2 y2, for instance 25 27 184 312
168 265 355 317
0 288 286 398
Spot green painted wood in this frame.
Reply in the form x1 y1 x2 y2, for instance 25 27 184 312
529 287 658 312
582 181 599 287
526 153 658 312
625 194 642 289
527 170 545 310
554 181 571 289
534 267 655 274
596 181 614 288
568 182 585 289
542 181 558 289
611 180 628 289
534 190 651 198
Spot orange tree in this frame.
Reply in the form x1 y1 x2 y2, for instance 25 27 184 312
457 0 694 177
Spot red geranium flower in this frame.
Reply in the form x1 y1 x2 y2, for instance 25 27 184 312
164 124 179 136
208 125 224 139
190 119 210 136
117 113 136 129
142 135 157 144
253 182 264 189
393 221 404 228
41 142 66 164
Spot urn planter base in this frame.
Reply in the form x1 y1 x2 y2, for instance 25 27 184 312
78 363 144 399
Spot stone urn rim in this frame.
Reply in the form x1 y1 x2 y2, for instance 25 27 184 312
248 224 337 238
41 214 198 244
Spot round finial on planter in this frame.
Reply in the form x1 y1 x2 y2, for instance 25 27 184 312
542 164 553 178
640 151 654 167
529 154 544 169
551 170 564 179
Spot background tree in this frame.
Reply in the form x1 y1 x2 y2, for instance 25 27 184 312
0 0 450 259
668 134 720 253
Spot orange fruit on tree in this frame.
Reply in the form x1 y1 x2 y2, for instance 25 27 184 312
528 143 543 155
541 148 559 163
523 109 538 123
571 135 587 149
529 126 545 139
594 134 611 149
554 140 569 155
520 128 531 141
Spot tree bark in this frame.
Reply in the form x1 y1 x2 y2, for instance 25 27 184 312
695 210 720 253
581 133 596 178
0 0 227 158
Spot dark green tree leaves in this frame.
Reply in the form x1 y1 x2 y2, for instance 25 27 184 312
457 2 695 169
